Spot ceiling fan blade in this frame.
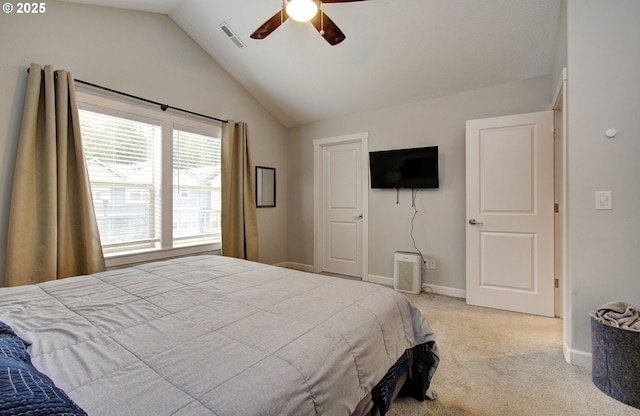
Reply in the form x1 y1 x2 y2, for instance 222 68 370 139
250 9 289 40
310 11 346 45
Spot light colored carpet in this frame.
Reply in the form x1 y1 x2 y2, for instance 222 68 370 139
387 293 640 416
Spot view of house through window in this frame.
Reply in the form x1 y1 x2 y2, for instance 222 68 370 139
78 94 222 258
172 129 221 246
80 110 162 252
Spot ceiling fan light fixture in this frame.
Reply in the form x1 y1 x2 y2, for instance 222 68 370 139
286 0 318 23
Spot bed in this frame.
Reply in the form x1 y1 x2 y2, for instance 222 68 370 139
0 255 438 416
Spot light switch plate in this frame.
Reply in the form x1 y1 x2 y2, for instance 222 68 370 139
595 191 612 210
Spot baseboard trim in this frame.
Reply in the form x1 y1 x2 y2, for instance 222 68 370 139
359 274 467 299
363 274 393 287
277 262 315 273
423 284 466 299
279 263 466 299
563 343 592 369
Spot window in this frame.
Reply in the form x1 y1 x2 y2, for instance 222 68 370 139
77 90 222 264
172 129 221 246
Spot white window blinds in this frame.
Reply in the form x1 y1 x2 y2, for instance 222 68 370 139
80 109 162 253
172 129 221 246
78 101 222 258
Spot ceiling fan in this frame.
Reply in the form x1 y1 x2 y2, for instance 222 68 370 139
250 0 369 46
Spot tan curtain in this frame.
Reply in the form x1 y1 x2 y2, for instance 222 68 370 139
221 120 259 261
5 64 105 286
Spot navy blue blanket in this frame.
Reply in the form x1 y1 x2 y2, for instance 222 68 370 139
371 340 439 415
0 321 87 416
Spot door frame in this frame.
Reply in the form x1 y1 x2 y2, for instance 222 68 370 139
554 67 573 363
313 132 369 279
553 76 565 319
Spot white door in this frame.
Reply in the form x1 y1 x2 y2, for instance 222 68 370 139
466 111 554 317
321 142 363 277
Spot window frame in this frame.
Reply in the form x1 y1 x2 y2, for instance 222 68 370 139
76 88 223 269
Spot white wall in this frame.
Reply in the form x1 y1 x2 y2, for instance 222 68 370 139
565 0 640 362
552 0 567 93
0 1 288 286
287 76 555 292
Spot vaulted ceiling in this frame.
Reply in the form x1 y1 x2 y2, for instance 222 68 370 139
59 0 562 127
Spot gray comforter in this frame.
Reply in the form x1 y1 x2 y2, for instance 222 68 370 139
0 255 437 415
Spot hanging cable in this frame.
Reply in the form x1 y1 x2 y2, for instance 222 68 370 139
410 189 424 259
410 188 432 293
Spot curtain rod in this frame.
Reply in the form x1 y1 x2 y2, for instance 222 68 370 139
26 67 229 124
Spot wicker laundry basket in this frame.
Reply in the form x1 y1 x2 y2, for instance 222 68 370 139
591 316 640 409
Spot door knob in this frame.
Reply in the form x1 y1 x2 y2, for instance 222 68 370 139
468 219 483 225
355 214 363 219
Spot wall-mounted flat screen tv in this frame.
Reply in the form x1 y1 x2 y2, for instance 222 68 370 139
369 146 439 189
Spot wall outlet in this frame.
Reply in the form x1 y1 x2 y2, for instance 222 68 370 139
422 258 430 269
430 259 437 270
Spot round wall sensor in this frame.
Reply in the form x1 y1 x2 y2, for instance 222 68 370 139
605 129 617 138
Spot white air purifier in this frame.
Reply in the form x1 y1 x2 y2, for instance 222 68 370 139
393 251 422 294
